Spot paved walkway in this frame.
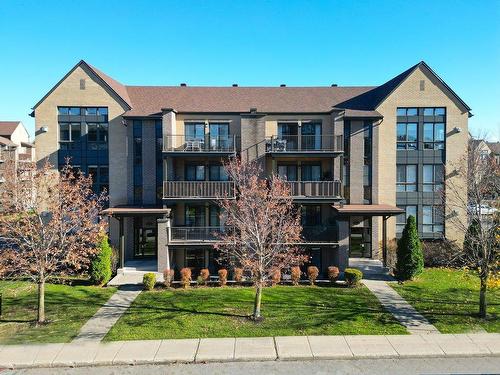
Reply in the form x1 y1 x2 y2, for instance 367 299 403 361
363 279 440 334
349 258 440 334
72 285 142 342
0 334 498 369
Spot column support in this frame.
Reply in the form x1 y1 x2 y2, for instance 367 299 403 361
382 215 388 267
119 217 125 269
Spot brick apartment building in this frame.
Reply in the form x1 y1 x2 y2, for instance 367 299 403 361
32 60 470 276
0 121 35 183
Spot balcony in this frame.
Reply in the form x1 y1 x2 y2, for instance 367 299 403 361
169 226 228 242
286 181 342 200
266 135 343 154
163 181 235 199
302 225 338 243
163 135 239 153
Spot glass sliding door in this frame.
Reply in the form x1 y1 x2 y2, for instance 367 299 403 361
301 122 321 150
209 123 230 150
278 123 299 150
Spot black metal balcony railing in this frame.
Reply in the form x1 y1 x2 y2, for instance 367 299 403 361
286 181 342 198
163 181 235 199
164 135 239 153
266 135 343 153
302 225 338 242
170 226 227 241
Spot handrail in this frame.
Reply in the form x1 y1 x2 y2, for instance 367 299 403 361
170 226 228 241
163 181 235 199
284 180 342 198
266 134 343 152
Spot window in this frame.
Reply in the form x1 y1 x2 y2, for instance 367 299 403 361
423 164 444 192
424 122 445 149
302 164 321 181
85 107 97 115
209 205 222 226
87 123 108 144
185 123 205 141
208 123 230 150
133 120 142 204
396 205 417 233
87 165 108 193
301 122 322 150
59 122 81 142
397 108 418 116
397 165 417 192
397 122 417 149
301 205 321 226
185 205 205 226
423 205 444 233
424 107 445 116
209 165 229 181
185 249 205 271
155 120 163 204
186 164 205 181
133 121 142 165
277 165 297 181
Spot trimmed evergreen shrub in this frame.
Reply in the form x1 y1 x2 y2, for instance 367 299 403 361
395 215 424 281
307 266 319 285
291 266 301 286
143 273 156 291
344 268 363 287
327 266 340 284
218 269 228 286
89 235 112 286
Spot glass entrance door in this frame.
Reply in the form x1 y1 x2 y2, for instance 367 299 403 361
349 227 371 258
134 218 157 258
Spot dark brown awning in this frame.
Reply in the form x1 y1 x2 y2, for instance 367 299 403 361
332 204 403 217
101 206 171 217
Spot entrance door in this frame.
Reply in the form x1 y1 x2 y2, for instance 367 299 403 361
349 227 371 258
134 227 157 258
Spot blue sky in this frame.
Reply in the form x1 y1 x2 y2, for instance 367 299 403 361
0 0 498 140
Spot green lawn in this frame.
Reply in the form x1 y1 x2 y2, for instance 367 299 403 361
105 285 407 341
392 268 500 333
0 280 116 344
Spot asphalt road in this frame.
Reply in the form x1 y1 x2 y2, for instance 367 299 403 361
4 356 500 375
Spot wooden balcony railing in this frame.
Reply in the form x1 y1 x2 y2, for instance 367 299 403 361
163 135 240 153
163 181 235 199
285 180 342 198
170 226 228 242
266 135 343 153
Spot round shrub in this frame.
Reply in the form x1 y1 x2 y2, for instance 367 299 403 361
163 268 174 288
327 266 340 284
143 273 156 291
180 267 192 289
233 267 243 283
218 269 228 286
307 266 319 285
89 235 112 286
270 269 281 286
344 268 363 287
199 268 210 286
291 266 301 286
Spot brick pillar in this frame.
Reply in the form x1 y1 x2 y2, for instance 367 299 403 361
336 219 349 271
157 216 169 272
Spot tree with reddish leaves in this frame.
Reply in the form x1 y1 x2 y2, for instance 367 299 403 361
215 158 307 320
0 160 107 324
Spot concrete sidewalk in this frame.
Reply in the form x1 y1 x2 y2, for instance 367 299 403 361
0 334 498 369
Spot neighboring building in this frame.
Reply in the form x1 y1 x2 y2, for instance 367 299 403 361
32 60 471 276
0 121 35 183
486 141 500 164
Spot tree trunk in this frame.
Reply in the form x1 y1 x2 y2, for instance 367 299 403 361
253 283 262 320
479 274 487 319
37 280 45 324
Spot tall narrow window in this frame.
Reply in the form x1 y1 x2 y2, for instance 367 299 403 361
423 164 444 192
278 122 299 150
301 122 322 150
396 205 417 233
396 122 417 150
185 205 205 226
302 164 321 181
277 165 297 181
424 123 445 149
209 122 230 150
423 205 444 233
133 120 143 204
185 164 205 181
396 165 417 192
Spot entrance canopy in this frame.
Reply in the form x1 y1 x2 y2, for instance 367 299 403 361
332 204 403 217
101 206 171 217
332 204 404 267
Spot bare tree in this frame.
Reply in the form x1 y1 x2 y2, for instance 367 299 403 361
0 160 107 324
215 158 307 320
445 138 500 318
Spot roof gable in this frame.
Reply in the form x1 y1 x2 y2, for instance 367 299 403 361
0 121 22 137
334 61 471 116
32 60 132 111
